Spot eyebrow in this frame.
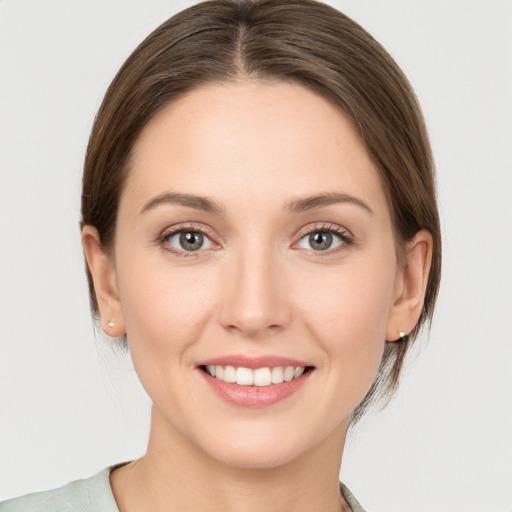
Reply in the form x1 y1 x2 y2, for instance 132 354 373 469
140 191 373 216
284 192 373 215
140 192 225 215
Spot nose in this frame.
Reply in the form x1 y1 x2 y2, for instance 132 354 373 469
217 243 292 340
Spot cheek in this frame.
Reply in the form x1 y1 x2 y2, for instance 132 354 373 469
114 262 224 424
115 257 218 370
294 255 396 394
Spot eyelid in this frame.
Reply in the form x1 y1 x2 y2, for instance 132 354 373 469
156 221 353 256
160 222 219 241
294 222 353 241
157 223 221 256
293 222 354 252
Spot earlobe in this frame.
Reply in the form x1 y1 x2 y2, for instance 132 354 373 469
81 226 126 336
386 230 433 342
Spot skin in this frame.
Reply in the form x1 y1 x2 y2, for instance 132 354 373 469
83 80 432 512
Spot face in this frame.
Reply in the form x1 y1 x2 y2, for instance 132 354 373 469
108 81 402 468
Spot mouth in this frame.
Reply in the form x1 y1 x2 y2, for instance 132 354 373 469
196 357 315 407
199 364 314 387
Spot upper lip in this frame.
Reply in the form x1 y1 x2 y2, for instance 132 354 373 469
196 354 313 369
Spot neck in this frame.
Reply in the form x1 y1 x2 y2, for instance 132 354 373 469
111 406 350 512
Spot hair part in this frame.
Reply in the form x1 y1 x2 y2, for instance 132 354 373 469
81 0 441 423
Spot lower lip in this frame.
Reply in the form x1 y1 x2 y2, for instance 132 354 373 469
199 369 312 408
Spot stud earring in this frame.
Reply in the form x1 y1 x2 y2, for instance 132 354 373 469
107 320 115 328
387 331 409 343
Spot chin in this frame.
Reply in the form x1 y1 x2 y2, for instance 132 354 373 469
197 425 320 470
209 443 302 470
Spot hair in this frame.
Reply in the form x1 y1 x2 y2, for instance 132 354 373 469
81 0 441 423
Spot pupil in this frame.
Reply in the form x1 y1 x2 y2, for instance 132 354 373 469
310 231 332 250
180 231 203 251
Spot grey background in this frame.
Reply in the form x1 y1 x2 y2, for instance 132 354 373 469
1 1 511 510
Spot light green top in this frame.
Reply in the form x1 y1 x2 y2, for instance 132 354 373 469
0 468 118 512
0 465 367 512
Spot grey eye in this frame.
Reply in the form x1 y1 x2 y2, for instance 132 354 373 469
167 231 213 252
180 231 204 251
298 231 344 251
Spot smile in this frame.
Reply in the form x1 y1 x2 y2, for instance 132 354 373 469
203 365 306 386
198 357 314 407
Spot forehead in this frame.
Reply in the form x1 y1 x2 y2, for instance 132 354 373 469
122 80 389 218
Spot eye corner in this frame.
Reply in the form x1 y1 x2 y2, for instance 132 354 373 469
293 223 355 254
157 223 220 257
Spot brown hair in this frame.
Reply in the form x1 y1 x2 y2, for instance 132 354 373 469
81 0 441 422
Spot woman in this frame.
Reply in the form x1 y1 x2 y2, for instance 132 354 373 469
1 0 440 510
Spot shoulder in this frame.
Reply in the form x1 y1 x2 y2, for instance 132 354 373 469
0 467 119 512
340 481 368 512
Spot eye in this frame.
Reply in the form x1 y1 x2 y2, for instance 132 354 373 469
296 226 351 252
163 229 214 253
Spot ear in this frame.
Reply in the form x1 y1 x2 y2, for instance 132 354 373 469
81 225 126 336
386 230 433 342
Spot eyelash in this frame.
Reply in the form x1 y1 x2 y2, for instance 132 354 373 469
294 223 354 255
157 222 354 258
158 223 219 258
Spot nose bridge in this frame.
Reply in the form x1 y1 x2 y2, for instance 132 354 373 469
218 236 290 338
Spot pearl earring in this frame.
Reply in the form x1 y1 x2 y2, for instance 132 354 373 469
107 320 115 328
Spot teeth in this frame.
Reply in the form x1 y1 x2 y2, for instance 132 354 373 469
205 365 307 386
283 366 295 382
253 368 272 386
224 365 236 383
294 367 304 378
271 366 284 384
236 367 253 386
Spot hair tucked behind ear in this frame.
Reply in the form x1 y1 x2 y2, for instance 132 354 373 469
81 0 441 423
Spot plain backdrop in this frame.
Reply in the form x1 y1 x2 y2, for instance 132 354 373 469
1 1 511 510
